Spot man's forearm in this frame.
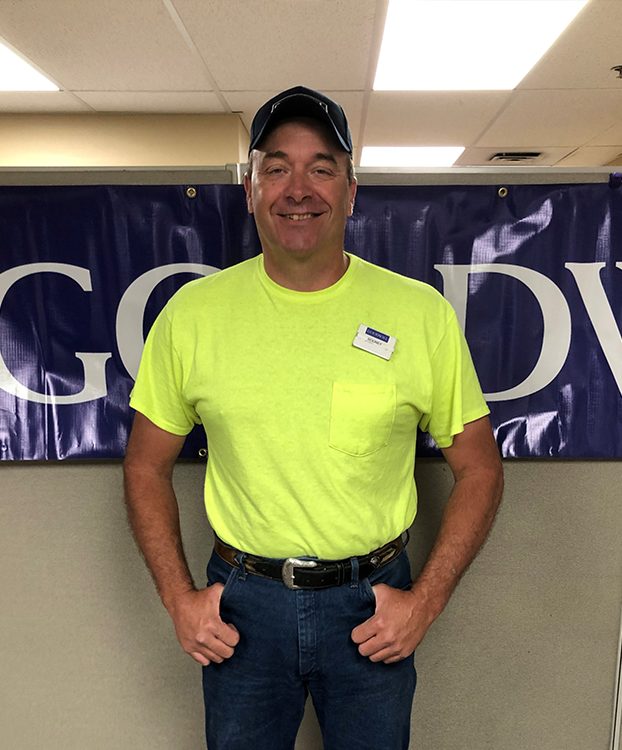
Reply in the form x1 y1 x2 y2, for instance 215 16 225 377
123 465 195 613
412 463 503 621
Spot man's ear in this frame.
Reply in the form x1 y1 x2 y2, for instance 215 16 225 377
347 177 357 217
243 173 254 214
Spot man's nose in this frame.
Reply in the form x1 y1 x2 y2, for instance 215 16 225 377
285 170 313 202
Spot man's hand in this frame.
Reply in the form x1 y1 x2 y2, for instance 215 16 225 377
169 585 240 666
351 582 436 664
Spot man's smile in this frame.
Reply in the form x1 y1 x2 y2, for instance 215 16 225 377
279 212 322 221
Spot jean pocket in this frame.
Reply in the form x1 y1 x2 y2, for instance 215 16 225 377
361 577 377 607
329 382 396 457
218 566 239 608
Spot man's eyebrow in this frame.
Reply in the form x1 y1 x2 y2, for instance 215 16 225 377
314 152 338 165
264 150 288 160
262 150 338 165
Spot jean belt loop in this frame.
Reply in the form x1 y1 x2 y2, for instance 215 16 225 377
350 556 360 588
235 551 248 581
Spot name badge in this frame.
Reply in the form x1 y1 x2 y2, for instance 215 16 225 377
352 324 396 361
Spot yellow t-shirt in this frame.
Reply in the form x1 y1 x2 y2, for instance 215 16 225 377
130 253 489 559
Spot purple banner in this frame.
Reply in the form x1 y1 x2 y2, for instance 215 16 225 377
0 182 621 459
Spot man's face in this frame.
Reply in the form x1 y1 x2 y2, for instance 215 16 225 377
244 118 357 261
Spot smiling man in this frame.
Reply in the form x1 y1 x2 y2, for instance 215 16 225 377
124 86 503 750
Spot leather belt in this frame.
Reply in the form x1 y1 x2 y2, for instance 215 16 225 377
214 535 404 590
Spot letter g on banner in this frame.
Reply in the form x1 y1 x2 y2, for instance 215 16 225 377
434 263 572 401
116 263 219 380
0 263 112 404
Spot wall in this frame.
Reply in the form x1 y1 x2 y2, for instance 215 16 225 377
1 459 620 750
0 114 249 167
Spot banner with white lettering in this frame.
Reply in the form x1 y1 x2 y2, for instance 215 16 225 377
0 183 620 459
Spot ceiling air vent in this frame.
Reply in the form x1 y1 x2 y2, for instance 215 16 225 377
489 152 542 163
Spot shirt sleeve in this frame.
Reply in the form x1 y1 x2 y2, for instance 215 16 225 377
129 303 200 436
418 309 490 448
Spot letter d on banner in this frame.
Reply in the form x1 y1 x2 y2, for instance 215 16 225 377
435 264 571 401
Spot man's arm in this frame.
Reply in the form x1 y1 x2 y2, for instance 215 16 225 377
351 415 503 663
123 411 239 666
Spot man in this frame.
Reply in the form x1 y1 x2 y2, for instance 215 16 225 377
124 86 503 750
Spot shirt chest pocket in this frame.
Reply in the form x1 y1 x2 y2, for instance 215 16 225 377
329 382 396 457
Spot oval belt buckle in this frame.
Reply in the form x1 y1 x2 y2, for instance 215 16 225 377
282 558 318 589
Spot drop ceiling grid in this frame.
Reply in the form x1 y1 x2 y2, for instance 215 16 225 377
0 0 210 92
0 0 619 166
170 0 377 92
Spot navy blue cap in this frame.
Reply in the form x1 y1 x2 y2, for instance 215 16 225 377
248 86 353 156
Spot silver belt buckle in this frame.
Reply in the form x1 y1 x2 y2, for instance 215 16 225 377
282 558 318 590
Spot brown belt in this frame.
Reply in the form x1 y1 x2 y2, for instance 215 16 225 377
214 535 404 590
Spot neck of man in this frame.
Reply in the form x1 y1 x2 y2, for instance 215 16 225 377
262 245 350 292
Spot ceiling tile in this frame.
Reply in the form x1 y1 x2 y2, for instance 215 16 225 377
224 90 365 147
0 92 89 113
519 0 622 90
363 91 511 148
556 145 622 166
477 90 622 148
454 147 575 168
172 0 376 91
78 91 224 113
589 118 622 146
0 0 209 91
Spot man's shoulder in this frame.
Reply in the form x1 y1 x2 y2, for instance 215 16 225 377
166 256 258 312
354 255 450 311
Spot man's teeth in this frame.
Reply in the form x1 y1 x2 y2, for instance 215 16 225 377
284 213 315 220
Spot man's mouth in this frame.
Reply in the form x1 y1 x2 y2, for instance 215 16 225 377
280 213 319 221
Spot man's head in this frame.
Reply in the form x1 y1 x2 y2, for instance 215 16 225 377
249 86 353 160
244 87 357 263
246 86 355 185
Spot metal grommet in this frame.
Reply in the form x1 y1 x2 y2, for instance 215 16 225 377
498 186 508 198
186 187 197 198
198 448 207 457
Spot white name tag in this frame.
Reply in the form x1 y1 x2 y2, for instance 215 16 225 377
352 324 396 361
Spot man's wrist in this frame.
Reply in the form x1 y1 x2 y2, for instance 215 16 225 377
408 579 450 624
161 584 197 616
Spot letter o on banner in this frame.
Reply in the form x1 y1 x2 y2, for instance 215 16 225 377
116 263 220 380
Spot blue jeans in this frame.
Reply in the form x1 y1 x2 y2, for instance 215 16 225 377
202 547 417 750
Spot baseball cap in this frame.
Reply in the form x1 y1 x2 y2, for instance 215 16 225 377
248 86 353 156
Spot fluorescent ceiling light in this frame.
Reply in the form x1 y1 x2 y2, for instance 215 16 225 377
0 40 58 91
375 0 590 90
361 146 465 167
